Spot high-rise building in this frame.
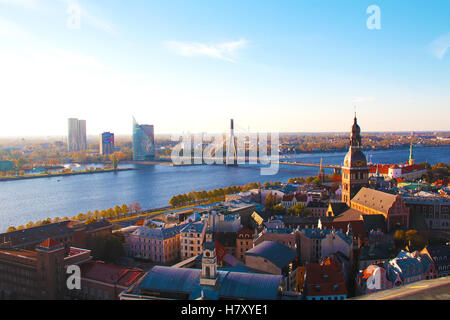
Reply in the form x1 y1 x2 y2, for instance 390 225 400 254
132 117 155 161
100 132 115 155
341 114 369 206
68 118 87 152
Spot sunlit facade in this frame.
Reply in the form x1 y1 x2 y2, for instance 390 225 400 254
132 117 155 161
68 118 87 152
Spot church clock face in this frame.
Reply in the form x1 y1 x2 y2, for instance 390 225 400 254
355 160 365 167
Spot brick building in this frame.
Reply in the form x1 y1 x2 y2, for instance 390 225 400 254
0 239 92 299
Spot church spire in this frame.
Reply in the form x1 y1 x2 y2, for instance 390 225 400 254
409 141 415 165
350 113 362 148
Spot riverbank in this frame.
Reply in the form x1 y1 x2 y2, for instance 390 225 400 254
0 167 134 182
1 145 448 233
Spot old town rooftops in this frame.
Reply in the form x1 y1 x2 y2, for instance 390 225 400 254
246 241 297 269
125 266 283 300
80 261 144 287
351 187 399 214
180 222 205 234
131 225 183 240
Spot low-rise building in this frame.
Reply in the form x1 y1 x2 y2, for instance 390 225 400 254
358 242 396 270
245 241 298 290
236 227 256 261
180 221 207 259
0 239 91 299
72 261 144 300
254 228 297 250
120 241 289 300
356 250 438 295
403 195 450 230
297 227 353 264
127 225 183 263
303 261 347 300
281 193 311 209
420 244 450 277
306 200 328 218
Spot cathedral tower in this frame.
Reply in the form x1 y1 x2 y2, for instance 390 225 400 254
341 114 369 206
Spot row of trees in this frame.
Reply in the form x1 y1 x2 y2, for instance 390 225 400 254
287 174 341 185
168 182 263 207
5 202 142 232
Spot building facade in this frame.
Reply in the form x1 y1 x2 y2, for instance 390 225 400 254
350 187 410 232
132 117 155 161
180 222 207 259
341 115 369 206
403 195 450 230
0 239 92 299
127 225 182 264
71 261 144 300
68 118 87 152
99 132 115 155
303 261 347 300
236 227 256 261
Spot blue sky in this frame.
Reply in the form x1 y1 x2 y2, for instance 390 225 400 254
0 0 449 136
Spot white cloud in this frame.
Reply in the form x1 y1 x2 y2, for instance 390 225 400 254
429 33 450 59
165 39 248 62
351 96 376 103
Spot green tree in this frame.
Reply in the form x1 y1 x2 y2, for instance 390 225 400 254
264 192 278 209
288 203 310 217
120 204 129 217
87 233 125 263
394 229 406 249
271 204 287 216
405 230 427 251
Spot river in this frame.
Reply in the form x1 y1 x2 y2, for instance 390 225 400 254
0 146 449 232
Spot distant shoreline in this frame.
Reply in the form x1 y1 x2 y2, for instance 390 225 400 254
280 144 450 156
0 167 134 182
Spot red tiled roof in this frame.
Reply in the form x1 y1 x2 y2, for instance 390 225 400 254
39 238 61 248
306 263 347 296
369 164 390 175
401 164 426 174
282 194 295 201
80 261 144 287
295 194 308 202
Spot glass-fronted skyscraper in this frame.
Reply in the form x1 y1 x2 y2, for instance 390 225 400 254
132 117 155 161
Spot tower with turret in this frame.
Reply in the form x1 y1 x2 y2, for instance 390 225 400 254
200 241 218 287
341 114 369 206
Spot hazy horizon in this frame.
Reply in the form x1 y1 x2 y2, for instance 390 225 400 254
1 1 449 136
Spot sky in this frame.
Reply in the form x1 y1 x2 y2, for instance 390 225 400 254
0 0 449 137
